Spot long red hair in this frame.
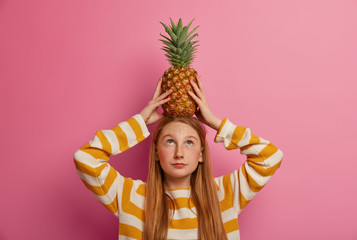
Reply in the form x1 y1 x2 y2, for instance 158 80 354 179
143 116 228 240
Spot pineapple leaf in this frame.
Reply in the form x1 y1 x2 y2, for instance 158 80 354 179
187 26 199 38
169 18 177 32
162 49 181 59
186 33 199 44
177 31 189 48
160 39 177 52
185 18 195 32
160 33 174 45
160 22 178 42
176 19 184 40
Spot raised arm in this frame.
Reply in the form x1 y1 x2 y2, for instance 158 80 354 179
73 114 150 216
188 76 283 214
214 119 283 214
73 78 172 216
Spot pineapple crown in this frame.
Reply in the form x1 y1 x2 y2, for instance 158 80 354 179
160 18 199 68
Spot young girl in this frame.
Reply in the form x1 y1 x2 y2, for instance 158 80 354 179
74 77 283 240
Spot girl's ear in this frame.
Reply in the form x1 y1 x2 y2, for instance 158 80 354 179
199 150 203 163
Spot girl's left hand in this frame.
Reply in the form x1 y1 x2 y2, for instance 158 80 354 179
188 76 222 131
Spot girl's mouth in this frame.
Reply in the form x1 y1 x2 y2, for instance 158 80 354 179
173 163 186 167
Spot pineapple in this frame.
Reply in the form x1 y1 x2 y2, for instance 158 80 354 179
160 18 200 116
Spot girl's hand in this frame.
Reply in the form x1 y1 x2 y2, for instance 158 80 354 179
140 78 172 125
188 76 222 131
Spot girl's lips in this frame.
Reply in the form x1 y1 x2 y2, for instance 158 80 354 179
173 163 186 167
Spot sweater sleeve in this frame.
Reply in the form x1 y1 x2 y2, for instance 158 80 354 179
214 118 283 215
73 114 150 217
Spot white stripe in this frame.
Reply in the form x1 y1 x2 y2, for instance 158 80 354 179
170 207 197 220
132 114 150 138
227 229 240 239
120 121 138 147
91 176 121 204
244 164 272 186
127 182 146 210
76 166 110 187
214 175 227 202
237 128 251 148
89 135 102 149
264 149 283 167
102 129 120 154
238 166 256 201
118 235 136 240
167 228 198 239
221 207 238 222
119 211 144 231
165 189 191 198
74 149 106 168
240 141 269 156
231 171 240 213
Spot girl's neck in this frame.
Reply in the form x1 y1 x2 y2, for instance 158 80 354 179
164 176 191 190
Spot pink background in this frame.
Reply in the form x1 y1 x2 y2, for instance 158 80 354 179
1 0 356 239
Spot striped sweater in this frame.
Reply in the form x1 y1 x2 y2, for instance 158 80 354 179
74 114 283 240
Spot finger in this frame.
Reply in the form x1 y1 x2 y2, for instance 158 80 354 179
153 77 163 99
152 95 171 108
196 75 205 94
188 90 202 105
155 89 172 101
190 79 204 100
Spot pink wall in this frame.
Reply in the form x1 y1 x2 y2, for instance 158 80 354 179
1 0 356 239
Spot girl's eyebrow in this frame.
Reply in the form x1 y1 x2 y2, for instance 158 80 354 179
161 134 198 141
187 136 198 141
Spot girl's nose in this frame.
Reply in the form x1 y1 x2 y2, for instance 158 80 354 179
175 145 184 159
174 154 184 159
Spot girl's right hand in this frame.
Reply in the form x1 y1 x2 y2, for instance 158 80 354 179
139 77 172 125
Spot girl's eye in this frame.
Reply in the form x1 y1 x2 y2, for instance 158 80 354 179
167 139 174 145
186 140 193 146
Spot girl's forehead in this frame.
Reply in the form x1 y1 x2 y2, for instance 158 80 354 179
160 121 199 137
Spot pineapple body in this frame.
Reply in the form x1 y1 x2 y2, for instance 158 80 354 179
161 67 198 116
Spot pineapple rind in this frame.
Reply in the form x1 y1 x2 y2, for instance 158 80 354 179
161 67 198 116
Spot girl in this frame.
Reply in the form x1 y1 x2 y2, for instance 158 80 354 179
74 77 283 240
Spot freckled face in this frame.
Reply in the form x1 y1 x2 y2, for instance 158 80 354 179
156 121 203 185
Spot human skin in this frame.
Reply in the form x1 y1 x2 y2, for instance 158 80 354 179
156 121 203 189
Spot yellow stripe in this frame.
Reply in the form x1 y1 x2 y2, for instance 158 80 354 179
74 159 106 177
96 130 112 154
248 160 282 177
244 143 278 163
81 166 118 196
136 184 146 197
112 125 129 152
171 197 195 210
224 218 239 233
257 142 279 161
169 217 198 229
122 178 145 221
80 143 110 161
217 118 228 135
249 133 260 144
227 127 246 150
240 164 263 192
238 173 250 210
219 174 234 212
119 223 143 239
103 195 118 214
127 117 145 141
